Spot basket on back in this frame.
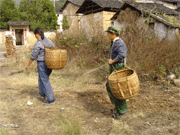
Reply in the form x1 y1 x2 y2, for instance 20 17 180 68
45 48 67 70
108 68 139 99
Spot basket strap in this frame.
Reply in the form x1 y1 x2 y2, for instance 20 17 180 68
39 41 54 49
127 79 133 96
117 83 125 98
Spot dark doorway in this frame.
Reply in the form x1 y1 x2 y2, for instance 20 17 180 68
15 29 23 45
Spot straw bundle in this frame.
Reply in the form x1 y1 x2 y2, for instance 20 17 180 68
5 36 15 58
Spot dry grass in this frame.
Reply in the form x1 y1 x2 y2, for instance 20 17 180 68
0 10 180 134
0 56 179 135
48 8 180 76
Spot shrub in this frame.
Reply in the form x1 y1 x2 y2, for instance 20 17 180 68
0 0 20 29
19 0 57 30
62 15 70 30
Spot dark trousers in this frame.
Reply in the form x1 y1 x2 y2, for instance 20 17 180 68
37 61 55 102
106 63 127 114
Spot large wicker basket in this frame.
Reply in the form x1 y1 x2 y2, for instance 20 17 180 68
108 68 139 99
45 48 67 70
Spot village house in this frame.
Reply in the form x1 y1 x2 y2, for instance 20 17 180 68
111 2 180 41
60 0 83 36
76 0 124 40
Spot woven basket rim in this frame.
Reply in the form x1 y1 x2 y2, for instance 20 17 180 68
108 68 135 81
46 48 67 50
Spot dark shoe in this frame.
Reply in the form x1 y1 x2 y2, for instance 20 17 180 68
112 113 127 119
37 95 45 99
111 108 116 113
44 102 55 106
38 93 45 99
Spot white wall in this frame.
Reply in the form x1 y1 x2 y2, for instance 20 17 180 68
57 13 63 32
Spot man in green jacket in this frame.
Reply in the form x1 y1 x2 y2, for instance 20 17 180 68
106 26 128 119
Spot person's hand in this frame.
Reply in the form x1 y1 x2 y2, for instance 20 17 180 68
108 59 114 65
25 65 29 70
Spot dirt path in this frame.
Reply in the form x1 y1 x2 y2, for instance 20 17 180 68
0 64 179 135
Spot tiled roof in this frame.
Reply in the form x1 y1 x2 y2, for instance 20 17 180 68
160 0 179 3
111 2 180 28
8 21 29 26
76 0 124 15
60 0 83 12
124 2 179 16
55 7 62 14
89 0 124 9
68 0 83 6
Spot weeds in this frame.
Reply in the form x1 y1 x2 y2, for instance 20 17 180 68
174 68 180 76
0 129 11 135
53 33 109 69
116 8 180 74
58 116 82 135
112 121 133 135
162 14 180 26
157 65 166 74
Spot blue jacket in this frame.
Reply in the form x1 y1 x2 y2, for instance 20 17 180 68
30 37 54 61
109 38 128 65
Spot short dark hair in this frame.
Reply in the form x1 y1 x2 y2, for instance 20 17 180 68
34 27 45 40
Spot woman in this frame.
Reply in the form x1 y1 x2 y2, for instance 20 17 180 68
105 26 128 119
25 27 55 106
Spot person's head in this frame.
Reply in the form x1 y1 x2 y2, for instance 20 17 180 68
33 27 44 40
105 26 120 41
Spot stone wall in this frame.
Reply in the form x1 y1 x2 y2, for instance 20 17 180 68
154 22 179 41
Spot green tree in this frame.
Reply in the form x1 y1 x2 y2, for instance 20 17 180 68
62 15 70 30
19 0 58 30
0 0 20 29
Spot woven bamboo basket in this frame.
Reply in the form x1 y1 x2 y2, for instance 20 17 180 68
45 48 67 70
108 68 139 99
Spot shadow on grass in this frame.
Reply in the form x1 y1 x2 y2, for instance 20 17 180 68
20 87 46 103
75 90 113 117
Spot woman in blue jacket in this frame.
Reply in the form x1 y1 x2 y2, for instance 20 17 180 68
25 27 55 106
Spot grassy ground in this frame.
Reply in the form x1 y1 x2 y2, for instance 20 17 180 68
0 21 179 134
0 54 179 135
